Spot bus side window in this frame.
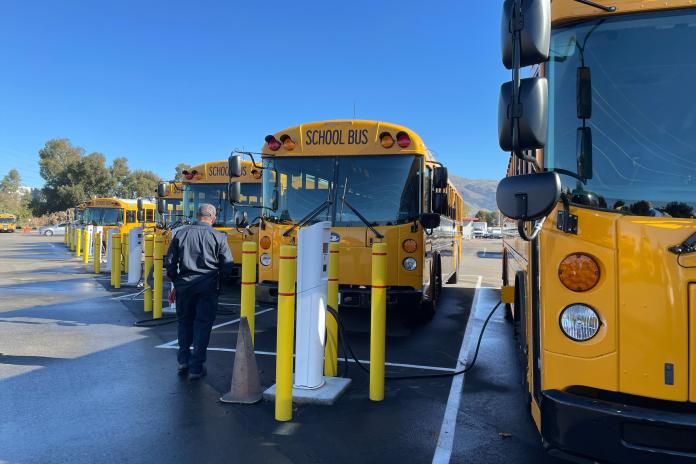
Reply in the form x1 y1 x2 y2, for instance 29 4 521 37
126 211 136 223
424 167 432 213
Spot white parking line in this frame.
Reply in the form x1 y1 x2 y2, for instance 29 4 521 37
156 344 457 373
432 275 483 464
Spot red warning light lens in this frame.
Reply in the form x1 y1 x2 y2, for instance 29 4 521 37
182 170 194 180
396 131 411 148
265 135 281 151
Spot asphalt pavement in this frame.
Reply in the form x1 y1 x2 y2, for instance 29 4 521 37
0 233 561 464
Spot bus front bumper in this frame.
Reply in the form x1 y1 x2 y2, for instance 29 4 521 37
541 389 696 464
256 282 421 308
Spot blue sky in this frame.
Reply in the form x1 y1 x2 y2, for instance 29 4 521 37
0 1 509 188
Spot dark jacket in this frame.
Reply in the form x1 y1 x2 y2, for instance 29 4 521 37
164 223 233 289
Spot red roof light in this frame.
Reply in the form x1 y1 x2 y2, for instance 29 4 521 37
396 131 411 148
265 135 281 151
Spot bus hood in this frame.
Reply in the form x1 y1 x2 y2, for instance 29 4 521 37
616 217 696 402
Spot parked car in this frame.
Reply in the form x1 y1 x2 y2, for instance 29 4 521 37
487 227 502 239
38 223 68 236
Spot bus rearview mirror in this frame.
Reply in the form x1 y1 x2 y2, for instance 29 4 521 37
433 167 448 189
235 211 248 228
432 192 448 215
137 198 143 211
498 77 548 152
137 210 144 222
420 213 440 230
157 182 168 198
577 67 592 120
228 182 241 204
501 0 550 69
496 171 560 221
157 199 166 214
228 155 242 178
577 127 593 181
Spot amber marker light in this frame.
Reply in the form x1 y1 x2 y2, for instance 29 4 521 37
379 132 394 148
402 239 417 253
260 235 272 250
251 169 262 180
279 134 296 151
558 253 600 292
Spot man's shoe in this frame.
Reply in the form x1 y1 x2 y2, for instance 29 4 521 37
188 365 207 380
177 364 188 375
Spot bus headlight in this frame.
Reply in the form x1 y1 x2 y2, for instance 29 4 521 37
559 304 600 341
260 253 271 267
402 257 417 271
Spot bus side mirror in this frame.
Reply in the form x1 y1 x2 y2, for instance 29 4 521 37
137 210 144 222
433 167 448 189
496 171 560 221
228 155 242 178
501 0 550 69
157 199 166 214
432 192 448 215
420 213 440 230
498 77 548 151
235 211 248 228
228 182 241 204
157 182 168 198
137 198 143 211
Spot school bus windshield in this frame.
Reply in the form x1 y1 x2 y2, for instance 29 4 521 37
263 155 421 226
85 208 124 226
0 217 15 224
546 9 696 218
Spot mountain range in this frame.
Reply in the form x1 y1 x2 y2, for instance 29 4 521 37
449 175 499 215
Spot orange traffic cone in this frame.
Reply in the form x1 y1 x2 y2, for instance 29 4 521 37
220 317 262 404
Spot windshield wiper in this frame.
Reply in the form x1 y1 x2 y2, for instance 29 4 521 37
573 0 616 12
340 196 384 239
282 200 333 237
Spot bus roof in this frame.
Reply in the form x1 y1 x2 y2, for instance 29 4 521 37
82 198 155 208
552 0 694 25
262 120 435 161
0 213 16 218
184 159 261 184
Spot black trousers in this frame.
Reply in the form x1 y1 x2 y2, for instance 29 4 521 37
175 280 218 373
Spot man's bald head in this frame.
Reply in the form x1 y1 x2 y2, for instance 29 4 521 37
196 204 217 225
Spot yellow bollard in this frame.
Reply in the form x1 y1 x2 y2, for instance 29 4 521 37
370 242 387 401
324 242 340 376
82 229 89 265
68 226 73 250
64 226 68 245
153 234 164 319
112 234 121 289
275 245 297 422
122 232 129 274
93 231 101 274
143 235 154 313
76 227 82 257
71 226 76 251
240 241 258 344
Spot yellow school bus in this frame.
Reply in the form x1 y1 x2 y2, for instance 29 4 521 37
156 181 183 226
498 1 696 462
180 160 262 276
0 213 17 233
235 120 464 320
81 197 157 241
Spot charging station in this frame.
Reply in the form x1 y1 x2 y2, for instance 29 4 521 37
264 221 351 405
126 227 143 285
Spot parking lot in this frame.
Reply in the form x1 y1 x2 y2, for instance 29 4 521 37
0 233 561 463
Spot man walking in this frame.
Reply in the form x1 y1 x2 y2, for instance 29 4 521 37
164 203 233 379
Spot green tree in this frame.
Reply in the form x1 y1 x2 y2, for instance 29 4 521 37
174 163 192 182
110 157 130 196
122 170 161 198
0 169 32 224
